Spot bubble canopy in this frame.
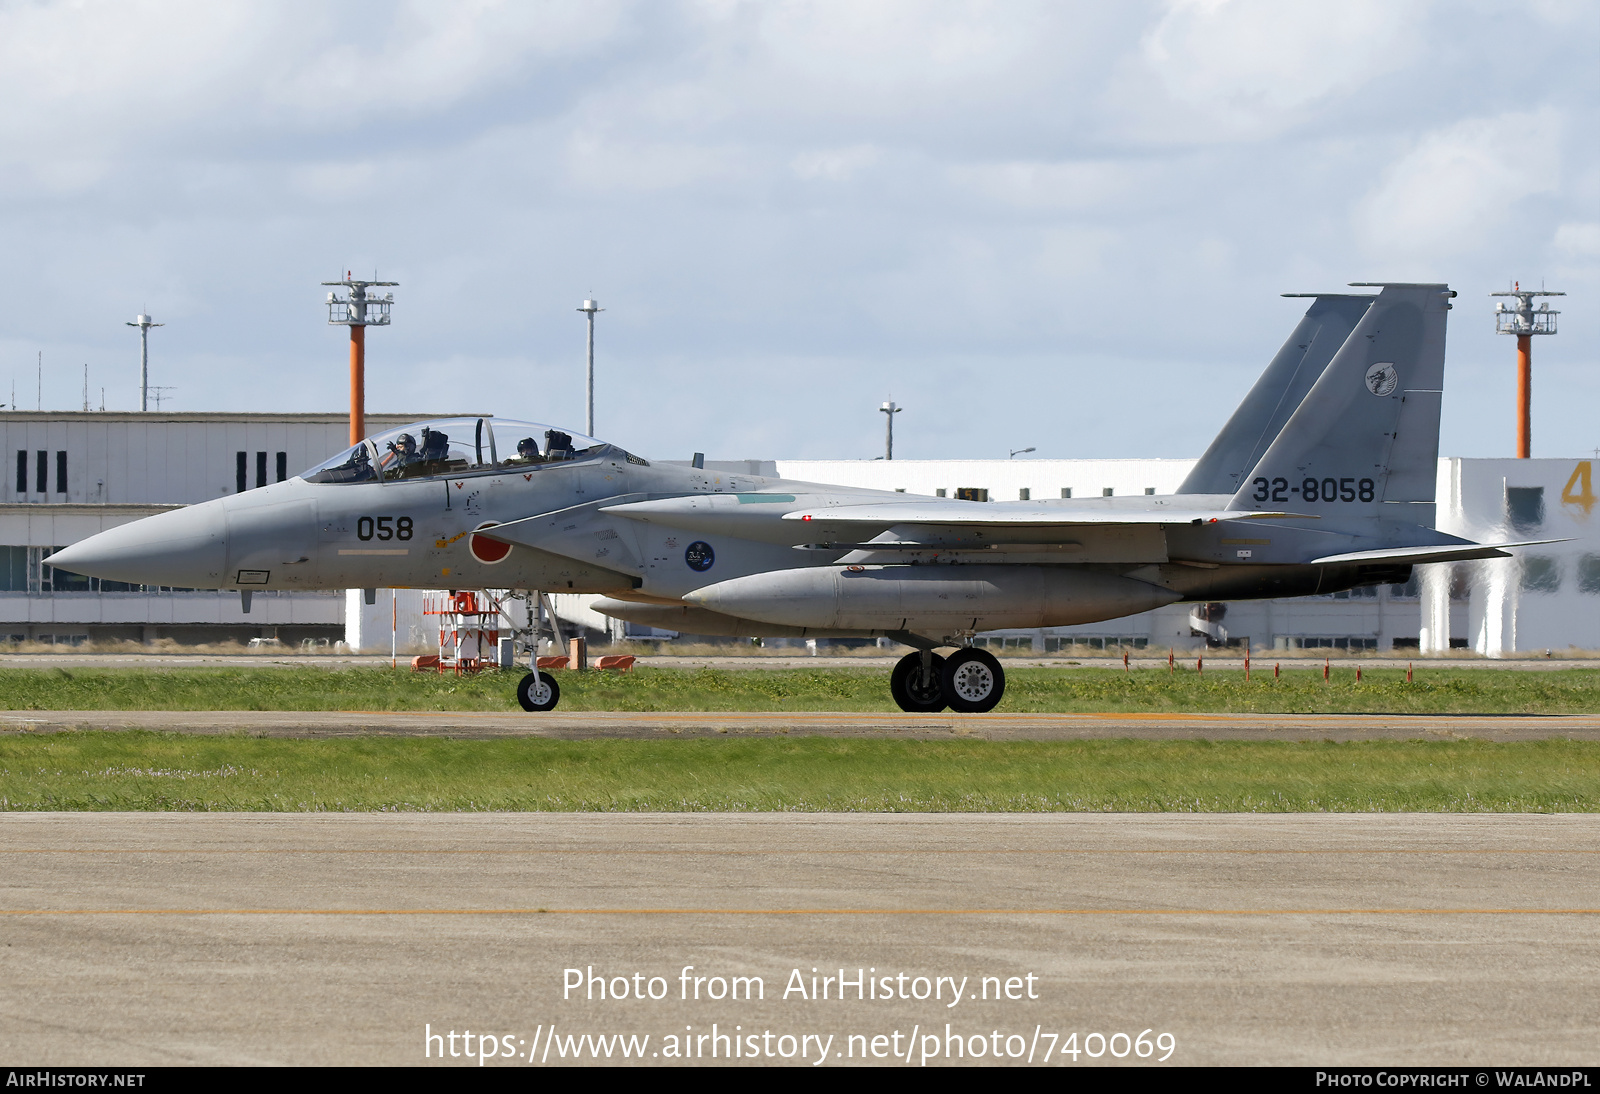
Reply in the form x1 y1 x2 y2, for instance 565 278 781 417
300 418 633 484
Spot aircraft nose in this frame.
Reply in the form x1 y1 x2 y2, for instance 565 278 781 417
46 500 228 588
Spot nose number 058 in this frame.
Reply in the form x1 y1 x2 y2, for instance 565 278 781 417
356 516 413 541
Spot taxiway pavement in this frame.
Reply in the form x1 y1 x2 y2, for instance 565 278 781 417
1 812 1595 1066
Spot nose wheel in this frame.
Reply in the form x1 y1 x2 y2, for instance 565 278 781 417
516 670 561 712
940 648 1006 713
890 651 948 712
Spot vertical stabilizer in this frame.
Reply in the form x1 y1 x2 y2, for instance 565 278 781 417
1178 294 1373 494
1227 283 1452 515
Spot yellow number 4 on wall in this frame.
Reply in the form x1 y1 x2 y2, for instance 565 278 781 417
1561 461 1595 517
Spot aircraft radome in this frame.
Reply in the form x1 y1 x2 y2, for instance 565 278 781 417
50 283 1551 713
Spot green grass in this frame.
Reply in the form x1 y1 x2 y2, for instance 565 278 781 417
0 733 1594 812
0 665 1597 714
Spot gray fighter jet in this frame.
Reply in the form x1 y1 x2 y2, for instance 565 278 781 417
50 282 1539 714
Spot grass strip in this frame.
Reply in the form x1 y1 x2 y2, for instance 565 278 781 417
0 666 1597 714
1 733 1595 812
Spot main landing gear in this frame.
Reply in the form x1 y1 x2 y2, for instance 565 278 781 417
889 647 1006 714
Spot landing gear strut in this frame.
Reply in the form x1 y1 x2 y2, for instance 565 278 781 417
888 646 1006 713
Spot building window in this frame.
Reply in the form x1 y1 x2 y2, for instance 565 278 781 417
1288 637 1378 650
255 451 267 489
1520 556 1561 593
47 547 91 592
1018 488 1030 501
55 451 67 495
1506 486 1544 532
935 488 947 497
1579 555 1600 595
1390 572 1421 599
276 452 287 482
1102 487 1113 497
15 451 24 495
36 450 47 493
1144 487 1155 495
236 452 247 494
0 546 27 591
1060 488 1072 498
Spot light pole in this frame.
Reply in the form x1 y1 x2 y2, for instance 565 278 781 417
880 401 901 460
578 299 604 436
125 314 164 412
324 273 397 446
1009 446 1035 459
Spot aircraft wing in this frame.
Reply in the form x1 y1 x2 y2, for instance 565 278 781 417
780 501 1304 527
1308 539 1572 567
600 493 1306 544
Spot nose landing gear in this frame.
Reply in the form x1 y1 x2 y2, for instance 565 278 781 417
516 670 561 712
889 646 1005 713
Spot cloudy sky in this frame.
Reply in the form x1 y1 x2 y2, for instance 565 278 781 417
1 0 1595 463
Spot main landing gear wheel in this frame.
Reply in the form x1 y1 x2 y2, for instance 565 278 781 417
890 651 947 713
516 671 561 712
941 648 1005 713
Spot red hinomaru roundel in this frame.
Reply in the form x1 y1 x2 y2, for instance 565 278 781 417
470 522 512 564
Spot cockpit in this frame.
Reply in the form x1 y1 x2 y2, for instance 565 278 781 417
300 418 643 485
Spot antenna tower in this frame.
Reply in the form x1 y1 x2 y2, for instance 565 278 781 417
1491 282 1563 458
324 272 398 445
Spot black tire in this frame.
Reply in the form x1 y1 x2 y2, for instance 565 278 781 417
941 648 1005 713
516 671 560 712
890 651 947 713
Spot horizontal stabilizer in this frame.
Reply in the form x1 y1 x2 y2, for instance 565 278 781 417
1308 539 1570 567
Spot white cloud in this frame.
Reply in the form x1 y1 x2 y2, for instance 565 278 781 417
947 160 1155 212
0 1 1594 461
790 145 880 182
562 133 752 193
1354 109 1561 259
1129 0 1424 141
266 0 626 118
1551 221 1600 257
0 0 627 159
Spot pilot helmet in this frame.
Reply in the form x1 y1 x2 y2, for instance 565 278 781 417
517 437 538 457
390 432 416 453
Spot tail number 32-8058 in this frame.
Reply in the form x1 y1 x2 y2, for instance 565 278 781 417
356 516 413 541
1253 477 1376 503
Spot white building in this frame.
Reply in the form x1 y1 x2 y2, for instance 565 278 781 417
1426 457 1600 656
5 409 1595 655
1 411 427 645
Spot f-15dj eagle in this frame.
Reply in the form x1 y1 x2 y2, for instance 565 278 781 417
51 282 1541 714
